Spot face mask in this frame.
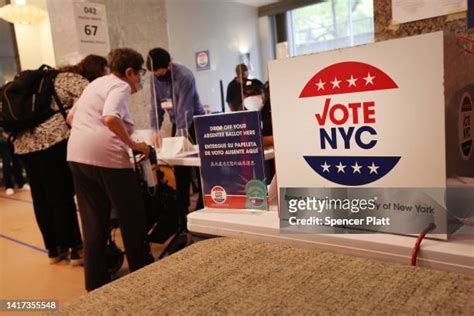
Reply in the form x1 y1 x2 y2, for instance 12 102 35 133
136 76 145 91
243 71 249 78
156 71 171 82
243 95 263 111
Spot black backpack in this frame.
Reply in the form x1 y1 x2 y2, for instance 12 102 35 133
0 65 66 133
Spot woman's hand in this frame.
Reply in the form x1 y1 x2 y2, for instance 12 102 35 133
131 141 150 159
104 116 150 159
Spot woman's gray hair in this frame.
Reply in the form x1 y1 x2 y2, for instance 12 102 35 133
108 48 143 76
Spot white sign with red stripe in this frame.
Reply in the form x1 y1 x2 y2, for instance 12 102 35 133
269 32 447 189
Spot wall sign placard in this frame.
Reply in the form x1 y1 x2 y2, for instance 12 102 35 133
195 50 210 71
392 0 467 24
73 2 110 56
194 111 268 210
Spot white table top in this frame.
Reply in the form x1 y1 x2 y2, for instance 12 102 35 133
156 147 275 167
188 207 474 275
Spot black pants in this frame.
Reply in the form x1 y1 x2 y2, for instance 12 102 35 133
172 123 203 211
0 141 25 189
20 140 82 251
175 166 203 210
69 162 153 291
265 159 276 185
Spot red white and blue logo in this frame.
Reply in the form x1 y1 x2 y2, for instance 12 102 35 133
300 61 401 186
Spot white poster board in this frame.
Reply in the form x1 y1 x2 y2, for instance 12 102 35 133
268 32 465 239
73 2 110 56
392 0 467 24
269 32 446 189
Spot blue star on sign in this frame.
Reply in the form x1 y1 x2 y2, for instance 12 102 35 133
304 156 401 186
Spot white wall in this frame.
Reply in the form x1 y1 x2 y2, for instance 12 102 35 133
47 0 169 65
258 16 276 82
92 0 169 59
46 0 77 65
45 0 169 128
14 20 55 70
95 0 169 129
14 0 56 70
166 0 263 112
38 17 56 66
13 24 41 69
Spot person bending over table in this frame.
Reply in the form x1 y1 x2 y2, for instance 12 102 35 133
67 48 153 291
147 47 205 211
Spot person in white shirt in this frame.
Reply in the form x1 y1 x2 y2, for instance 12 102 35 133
67 48 153 291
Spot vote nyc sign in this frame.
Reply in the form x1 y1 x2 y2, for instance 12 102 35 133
299 61 401 186
270 32 451 188
270 30 474 188
270 31 474 238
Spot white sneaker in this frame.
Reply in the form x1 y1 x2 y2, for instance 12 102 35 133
5 188 15 196
19 184 30 191
48 247 69 264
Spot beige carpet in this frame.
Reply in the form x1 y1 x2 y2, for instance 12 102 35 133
58 238 474 315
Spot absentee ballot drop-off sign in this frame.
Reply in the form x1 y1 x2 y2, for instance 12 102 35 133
194 111 268 211
269 31 474 239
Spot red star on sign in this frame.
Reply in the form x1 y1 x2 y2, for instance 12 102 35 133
299 61 398 98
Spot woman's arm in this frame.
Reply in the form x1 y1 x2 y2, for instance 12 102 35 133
66 112 74 126
66 98 81 126
103 116 149 157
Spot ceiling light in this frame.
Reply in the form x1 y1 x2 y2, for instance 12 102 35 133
0 2 47 25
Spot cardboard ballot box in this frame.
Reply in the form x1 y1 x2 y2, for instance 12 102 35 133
269 31 474 239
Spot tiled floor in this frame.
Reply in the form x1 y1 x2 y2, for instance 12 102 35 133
0 164 199 314
0 189 87 307
0 188 173 310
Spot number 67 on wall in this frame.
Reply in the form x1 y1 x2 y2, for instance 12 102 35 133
84 25 98 36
